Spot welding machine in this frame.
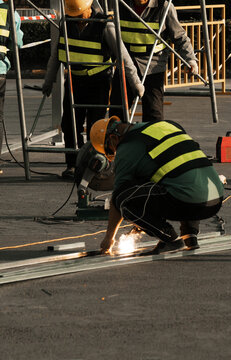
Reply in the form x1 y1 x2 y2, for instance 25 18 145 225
216 132 231 162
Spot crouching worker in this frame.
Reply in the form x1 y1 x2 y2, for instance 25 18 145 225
90 117 224 254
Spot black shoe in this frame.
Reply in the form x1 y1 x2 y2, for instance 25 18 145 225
182 234 200 250
152 238 185 255
62 166 75 179
139 238 185 256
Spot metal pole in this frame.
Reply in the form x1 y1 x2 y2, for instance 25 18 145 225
8 0 31 179
60 0 78 148
113 0 130 123
199 0 219 123
130 0 172 123
26 0 59 29
120 0 208 86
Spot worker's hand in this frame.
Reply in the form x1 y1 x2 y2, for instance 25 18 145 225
42 82 53 97
135 83 145 98
100 235 115 254
188 60 199 75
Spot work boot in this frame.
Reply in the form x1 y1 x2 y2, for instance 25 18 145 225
141 237 185 256
152 238 185 255
181 234 200 250
61 166 75 179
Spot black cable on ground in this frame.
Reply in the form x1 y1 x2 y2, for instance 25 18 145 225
2 118 60 177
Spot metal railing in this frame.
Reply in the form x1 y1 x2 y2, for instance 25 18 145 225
165 4 226 93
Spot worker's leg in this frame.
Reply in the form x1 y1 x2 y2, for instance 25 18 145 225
61 77 86 169
0 76 6 174
0 75 6 156
115 182 179 242
142 72 165 122
109 69 134 122
85 73 111 139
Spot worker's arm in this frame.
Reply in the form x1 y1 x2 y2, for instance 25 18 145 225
101 200 123 253
166 3 198 73
103 22 144 98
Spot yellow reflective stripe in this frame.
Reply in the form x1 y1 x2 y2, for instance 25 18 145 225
122 30 156 45
0 45 7 54
130 43 166 53
0 28 9 37
151 150 207 183
59 49 104 64
0 8 7 26
142 121 182 140
149 134 193 159
59 36 101 50
71 61 112 76
130 45 147 53
120 20 159 30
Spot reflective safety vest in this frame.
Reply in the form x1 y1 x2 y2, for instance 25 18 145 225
119 3 167 56
0 3 10 61
138 121 211 183
58 12 112 76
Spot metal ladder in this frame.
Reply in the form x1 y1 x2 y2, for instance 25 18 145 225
8 0 130 180
8 0 218 180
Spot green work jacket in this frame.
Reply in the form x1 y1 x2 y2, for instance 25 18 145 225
122 121 212 184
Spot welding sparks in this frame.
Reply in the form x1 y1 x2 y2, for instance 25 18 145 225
117 234 136 255
116 229 144 255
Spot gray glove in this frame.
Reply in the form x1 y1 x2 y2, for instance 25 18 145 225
188 60 199 75
42 81 53 97
135 83 145 98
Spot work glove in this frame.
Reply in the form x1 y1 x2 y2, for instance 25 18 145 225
188 60 199 75
135 83 145 98
42 81 53 97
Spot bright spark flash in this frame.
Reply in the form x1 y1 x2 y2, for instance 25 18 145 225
117 233 136 255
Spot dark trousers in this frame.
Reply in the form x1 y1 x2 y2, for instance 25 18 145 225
0 75 6 155
115 182 223 243
61 73 111 167
109 69 164 122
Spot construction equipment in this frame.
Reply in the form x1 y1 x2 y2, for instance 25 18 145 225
216 132 231 163
75 141 114 220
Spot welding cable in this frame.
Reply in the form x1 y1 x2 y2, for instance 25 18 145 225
0 224 132 251
51 180 76 216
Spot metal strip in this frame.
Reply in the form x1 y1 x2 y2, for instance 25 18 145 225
0 234 231 285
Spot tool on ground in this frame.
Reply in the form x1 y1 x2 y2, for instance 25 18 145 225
75 141 114 220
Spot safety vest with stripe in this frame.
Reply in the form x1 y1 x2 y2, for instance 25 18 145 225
127 121 211 184
119 2 168 56
0 3 10 61
58 12 112 76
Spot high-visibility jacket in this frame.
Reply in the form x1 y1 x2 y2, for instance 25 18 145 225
126 121 212 184
0 2 10 61
119 1 167 56
58 12 112 76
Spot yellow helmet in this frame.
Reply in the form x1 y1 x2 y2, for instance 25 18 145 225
90 116 121 161
65 0 93 17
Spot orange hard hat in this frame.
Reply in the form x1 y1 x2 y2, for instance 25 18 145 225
65 0 93 17
90 116 121 161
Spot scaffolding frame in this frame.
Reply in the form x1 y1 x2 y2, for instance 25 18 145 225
8 0 220 180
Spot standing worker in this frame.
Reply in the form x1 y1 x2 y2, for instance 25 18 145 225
90 117 224 254
0 0 23 174
109 0 198 122
42 0 144 179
